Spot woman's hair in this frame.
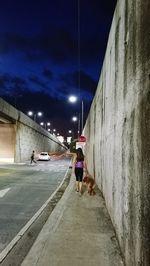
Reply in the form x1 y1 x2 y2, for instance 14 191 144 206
76 148 84 161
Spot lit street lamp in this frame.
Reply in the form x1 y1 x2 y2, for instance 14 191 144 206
72 116 78 122
68 95 84 134
28 111 42 121
68 95 77 103
71 116 78 139
40 122 51 130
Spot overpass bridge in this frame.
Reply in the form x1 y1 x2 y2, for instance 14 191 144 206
0 98 66 163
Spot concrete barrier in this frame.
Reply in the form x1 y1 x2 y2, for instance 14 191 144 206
83 0 150 265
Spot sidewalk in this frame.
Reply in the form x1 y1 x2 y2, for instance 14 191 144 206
21 173 124 266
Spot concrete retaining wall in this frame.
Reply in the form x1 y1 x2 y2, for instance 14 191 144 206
0 98 67 162
84 0 150 265
15 111 66 162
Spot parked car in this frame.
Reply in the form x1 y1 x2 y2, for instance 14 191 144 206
38 152 50 161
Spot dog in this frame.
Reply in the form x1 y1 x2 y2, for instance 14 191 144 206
83 175 96 195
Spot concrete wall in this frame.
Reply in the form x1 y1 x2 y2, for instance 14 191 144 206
0 124 16 162
0 98 67 162
15 111 66 162
84 0 150 265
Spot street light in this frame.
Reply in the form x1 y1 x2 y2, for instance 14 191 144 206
71 116 78 139
27 111 42 121
40 122 51 130
68 95 77 103
68 95 84 134
72 116 78 122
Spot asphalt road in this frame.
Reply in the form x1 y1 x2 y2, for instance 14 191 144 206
0 158 71 254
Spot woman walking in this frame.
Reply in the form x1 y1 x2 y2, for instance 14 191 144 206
74 148 86 195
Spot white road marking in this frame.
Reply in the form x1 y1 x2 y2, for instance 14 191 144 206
0 188 11 198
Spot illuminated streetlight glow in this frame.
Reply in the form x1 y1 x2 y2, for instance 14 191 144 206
28 111 33 116
68 130 72 133
72 116 77 122
68 95 84 135
40 121 51 130
68 95 77 103
38 112 42 117
27 111 42 121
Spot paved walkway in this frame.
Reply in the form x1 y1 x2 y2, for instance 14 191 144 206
21 173 124 266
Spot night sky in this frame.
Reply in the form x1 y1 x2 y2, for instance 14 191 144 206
0 0 117 138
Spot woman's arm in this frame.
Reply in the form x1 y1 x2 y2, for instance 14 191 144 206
72 154 77 171
83 159 88 175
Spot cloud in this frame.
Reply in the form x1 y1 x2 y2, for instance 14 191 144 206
0 73 28 96
28 75 49 90
42 69 53 79
0 33 32 54
0 28 105 67
60 70 97 94
0 29 76 64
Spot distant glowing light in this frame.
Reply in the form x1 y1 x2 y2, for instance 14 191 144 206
72 116 77 122
38 112 42 117
28 111 33 116
68 96 77 103
27 111 42 119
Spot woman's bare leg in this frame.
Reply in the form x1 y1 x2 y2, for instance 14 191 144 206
79 181 82 193
76 181 79 191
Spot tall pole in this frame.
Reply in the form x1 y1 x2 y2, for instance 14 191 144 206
81 100 84 133
78 112 80 138
78 0 81 135
34 114 36 121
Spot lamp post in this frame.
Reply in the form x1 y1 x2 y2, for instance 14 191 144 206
71 116 78 139
68 95 84 135
68 129 74 141
28 111 42 122
52 129 56 136
81 100 84 133
40 122 51 130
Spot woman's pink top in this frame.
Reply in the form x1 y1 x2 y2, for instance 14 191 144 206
75 160 84 168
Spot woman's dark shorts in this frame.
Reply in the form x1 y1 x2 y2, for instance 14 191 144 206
75 168 83 182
